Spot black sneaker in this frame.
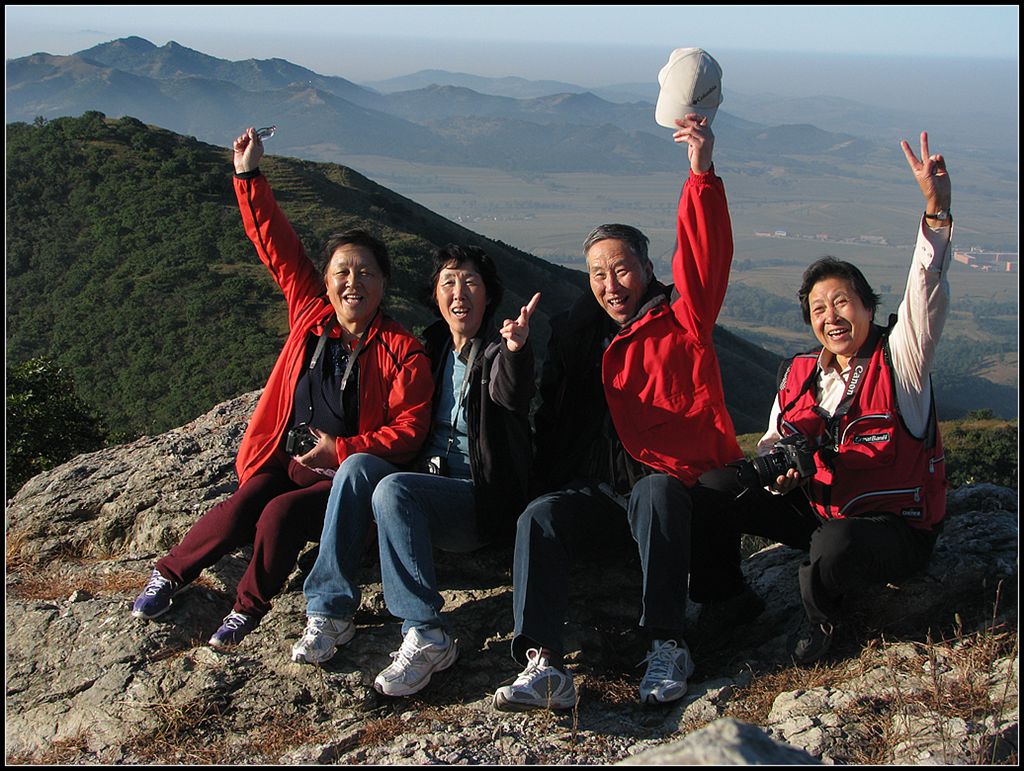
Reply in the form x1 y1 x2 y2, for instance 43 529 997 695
792 617 835 665
698 584 766 634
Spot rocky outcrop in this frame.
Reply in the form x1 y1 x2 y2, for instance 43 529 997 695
5 392 1019 764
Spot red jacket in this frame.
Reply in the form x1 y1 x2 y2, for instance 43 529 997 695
776 329 947 530
603 168 742 485
233 173 433 485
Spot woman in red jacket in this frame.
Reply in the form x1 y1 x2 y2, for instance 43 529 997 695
130 127 433 647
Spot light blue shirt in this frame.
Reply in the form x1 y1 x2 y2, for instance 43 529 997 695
423 349 472 479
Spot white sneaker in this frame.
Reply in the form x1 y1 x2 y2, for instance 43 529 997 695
638 639 695 704
492 648 577 712
291 615 355 664
373 627 459 697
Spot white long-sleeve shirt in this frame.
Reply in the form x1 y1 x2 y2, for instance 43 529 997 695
758 218 952 455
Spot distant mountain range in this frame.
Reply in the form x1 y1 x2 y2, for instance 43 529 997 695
7 36 897 174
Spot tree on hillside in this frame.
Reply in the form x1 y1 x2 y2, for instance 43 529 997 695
6 357 107 499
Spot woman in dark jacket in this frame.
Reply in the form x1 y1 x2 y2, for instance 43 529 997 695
292 244 538 698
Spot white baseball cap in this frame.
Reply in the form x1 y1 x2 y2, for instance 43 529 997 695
655 48 723 128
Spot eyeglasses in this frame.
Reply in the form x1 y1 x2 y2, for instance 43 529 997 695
255 125 277 140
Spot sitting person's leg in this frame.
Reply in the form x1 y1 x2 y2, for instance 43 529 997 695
211 478 332 647
627 473 695 704
794 513 938 663
133 467 294 620
494 483 625 712
370 472 479 696
292 453 399 664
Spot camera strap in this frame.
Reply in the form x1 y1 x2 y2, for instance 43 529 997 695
812 323 882 453
443 337 481 458
301 312 373 427
298 317 338 426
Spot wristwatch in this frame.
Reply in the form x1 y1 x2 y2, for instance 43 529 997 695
924 209 951 221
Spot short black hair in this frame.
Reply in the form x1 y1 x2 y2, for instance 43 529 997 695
428 244 504 319
798 257 880 325
319 229 391 281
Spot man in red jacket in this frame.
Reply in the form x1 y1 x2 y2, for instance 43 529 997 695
492 114 742 712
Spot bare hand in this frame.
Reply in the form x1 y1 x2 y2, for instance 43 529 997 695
901 131 951 214
501 292 541 352
770 467 805 495
233 127 264 174
673 113 714 174
296 429 338 470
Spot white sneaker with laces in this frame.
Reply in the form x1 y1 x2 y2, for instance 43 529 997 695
373 627 459 697
492 648 577 712
291 615 355 664
638 639 695 704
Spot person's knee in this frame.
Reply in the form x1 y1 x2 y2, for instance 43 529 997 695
811 519 857 556
336 452 380 482
809 519 862 579
516 494 561 541
371 474 416 528
253 497 297 540
630 474 692 525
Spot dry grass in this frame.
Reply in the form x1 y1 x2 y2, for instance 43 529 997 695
126 698 230 764
359 714 410 747
233 712 332 762
722 592 1019 766
7 562 224 603
5 734 92 765
576 671 636 708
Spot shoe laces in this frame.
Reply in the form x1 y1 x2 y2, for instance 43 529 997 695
142 570 175 596
303 616 331 638
221 611 251 631
390 631 432 668
638 640 681 680
513 648 549 684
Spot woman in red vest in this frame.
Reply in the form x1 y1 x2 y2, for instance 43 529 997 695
689 131 953 664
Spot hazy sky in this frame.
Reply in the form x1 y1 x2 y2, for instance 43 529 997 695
4 5 1019 115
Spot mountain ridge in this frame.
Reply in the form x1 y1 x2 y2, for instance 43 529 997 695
5 112 781 442
6 37 904 174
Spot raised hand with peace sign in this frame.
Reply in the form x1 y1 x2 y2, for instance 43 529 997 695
900 131 951 221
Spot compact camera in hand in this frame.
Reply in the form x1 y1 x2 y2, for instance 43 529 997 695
285 424 318 456
732 434 817 489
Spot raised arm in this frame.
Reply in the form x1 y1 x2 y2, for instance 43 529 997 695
670 113 734 338
888 132 953 434
232 127 323 326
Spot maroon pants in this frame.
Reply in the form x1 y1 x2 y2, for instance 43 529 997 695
157 464 332 618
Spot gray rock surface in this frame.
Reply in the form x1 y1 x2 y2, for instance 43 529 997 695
618 717 820 764
5 392 1019 764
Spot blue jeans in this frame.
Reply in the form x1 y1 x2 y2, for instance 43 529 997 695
303 453 397 619
510 475 693 664
372 471 486 634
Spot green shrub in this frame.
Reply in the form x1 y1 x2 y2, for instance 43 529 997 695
6 357 107 498
941 418 1018 489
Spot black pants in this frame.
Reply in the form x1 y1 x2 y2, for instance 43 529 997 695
689 468 938 624
510 475 694 664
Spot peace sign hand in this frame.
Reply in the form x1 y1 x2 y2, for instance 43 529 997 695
901 131 951 214
501 292 541 352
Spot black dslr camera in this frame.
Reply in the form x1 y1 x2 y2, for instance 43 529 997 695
285 424 318 456
731 434 817 489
